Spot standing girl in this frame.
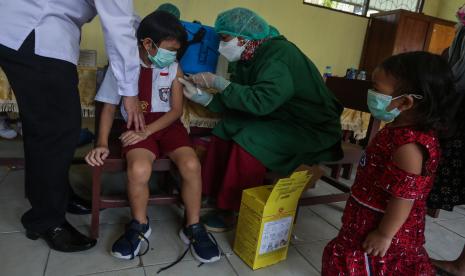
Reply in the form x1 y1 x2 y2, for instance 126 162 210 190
322 51 456 275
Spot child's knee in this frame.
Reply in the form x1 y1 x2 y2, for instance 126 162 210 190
178 157 201 175
127 161 152 183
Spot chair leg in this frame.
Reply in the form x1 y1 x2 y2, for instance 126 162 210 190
330 164 342 179
427 208 440 218
91 166 103 239
341 164 353 180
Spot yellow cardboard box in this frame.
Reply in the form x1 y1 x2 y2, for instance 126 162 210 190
233 166 318 270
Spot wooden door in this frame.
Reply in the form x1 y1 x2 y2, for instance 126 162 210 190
393 15 429 54
426 23 456 55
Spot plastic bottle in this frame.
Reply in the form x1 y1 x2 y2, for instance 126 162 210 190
346 68 357 79
357 70 367 80
323 66 332 80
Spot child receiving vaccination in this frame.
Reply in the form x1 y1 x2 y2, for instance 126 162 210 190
85 11 220 263
322 52 456 275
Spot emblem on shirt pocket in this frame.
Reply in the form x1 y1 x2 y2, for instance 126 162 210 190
140 101 149 112
159 87 170 103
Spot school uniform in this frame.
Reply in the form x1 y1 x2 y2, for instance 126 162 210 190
97 61 190 157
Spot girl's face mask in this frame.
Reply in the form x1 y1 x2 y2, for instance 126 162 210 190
146 41 177 68
367 89 423 122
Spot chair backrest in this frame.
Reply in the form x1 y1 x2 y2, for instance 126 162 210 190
325 76 381 144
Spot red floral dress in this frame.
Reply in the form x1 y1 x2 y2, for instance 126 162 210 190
322 126 440 276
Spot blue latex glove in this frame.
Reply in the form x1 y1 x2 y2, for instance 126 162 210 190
178 77 213 106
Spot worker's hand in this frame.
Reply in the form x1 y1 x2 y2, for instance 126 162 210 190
122 96 145 132
362 229 392 257
120 130 149 147
188 72 230 92
85 146 110 167
178 77 213 106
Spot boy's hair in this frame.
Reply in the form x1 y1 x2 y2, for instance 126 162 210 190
136 10 187 56
379 51 460 134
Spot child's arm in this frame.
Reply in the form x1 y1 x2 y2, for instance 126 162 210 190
120 65 184 147
362 143 424 257
85 103 116 166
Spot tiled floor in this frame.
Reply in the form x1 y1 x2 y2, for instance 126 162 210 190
1 132 465 275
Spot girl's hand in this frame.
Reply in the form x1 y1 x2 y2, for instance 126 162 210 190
362 229 392 257
120 130 149 147
85 146 110 166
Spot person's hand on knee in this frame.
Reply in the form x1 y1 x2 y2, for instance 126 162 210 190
120 130 149 147
85 146 110 166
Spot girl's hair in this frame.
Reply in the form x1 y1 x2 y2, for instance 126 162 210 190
379 51 460 134
136 10 187 58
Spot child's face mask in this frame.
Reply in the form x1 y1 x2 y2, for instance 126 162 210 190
146 41 177 68
367 89 423 122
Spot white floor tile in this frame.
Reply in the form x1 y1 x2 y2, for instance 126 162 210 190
295 239 331 272
82 267 145 276
147 205 183 222
426 209 465 222
0 232 49 276
425 222 465 260
291 208 339 245
0 196 30 233
227 246 319 276
67 207 132 229
301 181 344 197
453 206 465 215
0 170 25 200
140 219 195 266
308 202 345 230
426 248 445 261
211 229 235 255
436 218 465 237
144 258 236 276
45 225 140 276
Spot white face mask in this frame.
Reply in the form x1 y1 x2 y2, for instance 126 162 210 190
218 37 248 62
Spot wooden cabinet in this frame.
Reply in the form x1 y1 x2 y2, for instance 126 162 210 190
360 9 456 75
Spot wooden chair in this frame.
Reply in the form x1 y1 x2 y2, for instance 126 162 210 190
90 103 180 239
297 76 381 206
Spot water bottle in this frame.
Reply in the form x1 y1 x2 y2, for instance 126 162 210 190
357 70 367 80
345 68 357 79
323 66 332 80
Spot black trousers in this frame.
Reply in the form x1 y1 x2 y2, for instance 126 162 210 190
0 32 81 233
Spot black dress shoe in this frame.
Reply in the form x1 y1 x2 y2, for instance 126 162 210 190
26 221 97 252
67 194 93 215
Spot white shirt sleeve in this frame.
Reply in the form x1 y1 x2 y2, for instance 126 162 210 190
95 66 122 105
94 0 140 97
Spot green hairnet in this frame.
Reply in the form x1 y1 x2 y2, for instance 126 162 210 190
214 8 270 40
157 3 181 19
268 25 280 38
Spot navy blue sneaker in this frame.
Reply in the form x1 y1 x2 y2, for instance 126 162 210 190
111 219 151 260
179 223 221 263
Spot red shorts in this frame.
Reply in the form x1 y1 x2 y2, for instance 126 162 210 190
122 113 191 157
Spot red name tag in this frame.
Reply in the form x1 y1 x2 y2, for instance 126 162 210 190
160 72 169 76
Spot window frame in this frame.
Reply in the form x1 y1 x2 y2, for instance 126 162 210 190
302 0 425 17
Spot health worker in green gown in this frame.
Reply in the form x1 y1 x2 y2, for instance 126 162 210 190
178 7 343 232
